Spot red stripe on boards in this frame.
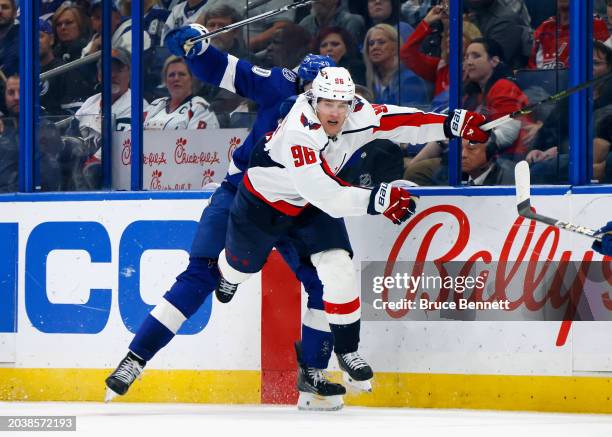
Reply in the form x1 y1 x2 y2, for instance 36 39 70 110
261 251 301 404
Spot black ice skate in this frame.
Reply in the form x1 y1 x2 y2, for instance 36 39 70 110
215 276 239 303
295 342 345 411
336 351 373 393
104 352 146 402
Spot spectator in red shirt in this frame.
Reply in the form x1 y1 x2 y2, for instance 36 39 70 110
400 4 482 99
464 38 534 160
528 0 609 69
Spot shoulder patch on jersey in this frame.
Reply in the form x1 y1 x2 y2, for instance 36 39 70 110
282 68 297 82
252 66 272 77
300 113 321 130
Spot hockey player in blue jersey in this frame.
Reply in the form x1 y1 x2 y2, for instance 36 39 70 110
592 222 612 256
105 24 362 411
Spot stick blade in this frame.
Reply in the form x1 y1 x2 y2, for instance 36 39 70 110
514 160 531 214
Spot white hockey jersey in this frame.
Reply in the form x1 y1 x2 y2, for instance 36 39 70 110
144 95 220 130
245 95 449 218
162 1 209 40
75 90 148 159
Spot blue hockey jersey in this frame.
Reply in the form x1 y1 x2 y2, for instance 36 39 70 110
186 45 299 187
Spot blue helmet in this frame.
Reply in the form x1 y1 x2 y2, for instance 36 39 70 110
297 54 337 83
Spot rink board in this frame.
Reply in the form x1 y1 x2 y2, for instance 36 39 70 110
0 191 611 412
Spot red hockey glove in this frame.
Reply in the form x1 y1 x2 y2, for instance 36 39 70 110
368 181 419 225
444 109 489 143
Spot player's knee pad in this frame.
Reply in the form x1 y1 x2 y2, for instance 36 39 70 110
310 249 360 325
310 249 356 299
162 257 219 323
218 249 253 284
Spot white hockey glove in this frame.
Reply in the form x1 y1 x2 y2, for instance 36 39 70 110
367 181 419 225
164 24 210 58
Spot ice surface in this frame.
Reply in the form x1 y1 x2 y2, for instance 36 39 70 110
1 402 612 437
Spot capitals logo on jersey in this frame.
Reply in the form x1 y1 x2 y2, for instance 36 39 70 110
300 113 321 130
353 97 364 113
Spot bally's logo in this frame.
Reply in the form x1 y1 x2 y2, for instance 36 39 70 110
300 113 321 130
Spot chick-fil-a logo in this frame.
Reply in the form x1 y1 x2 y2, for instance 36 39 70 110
143 152 167 167
174 137 221 166
201 169 215 187
149 169 163 190
381 204 611 347
121 138 131 165
227 136 241 162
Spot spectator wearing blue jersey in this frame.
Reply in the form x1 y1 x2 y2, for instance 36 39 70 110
363 23 429 107
105 23 354 411
39 18 70 115
0 0 19 77
118 0 171 48
0 75 19 192
40 0 66 18
52 4 96 110
0 75 63 192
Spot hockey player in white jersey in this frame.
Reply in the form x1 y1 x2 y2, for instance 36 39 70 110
215 66 490 388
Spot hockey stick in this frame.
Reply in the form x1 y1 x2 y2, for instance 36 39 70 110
183 0 315 54
514 161 603 241
481 70 612 132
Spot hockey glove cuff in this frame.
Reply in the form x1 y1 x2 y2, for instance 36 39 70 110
444 109 489 143
368 181 419 225
164 24 210 58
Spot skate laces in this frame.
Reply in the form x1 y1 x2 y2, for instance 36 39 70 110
307 368 331 386
341 352 367 370
218 278 237 295
113 356 143 384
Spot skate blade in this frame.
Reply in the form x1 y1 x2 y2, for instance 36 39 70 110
104 387 120 403
297 392 344 411
342 372 372 393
